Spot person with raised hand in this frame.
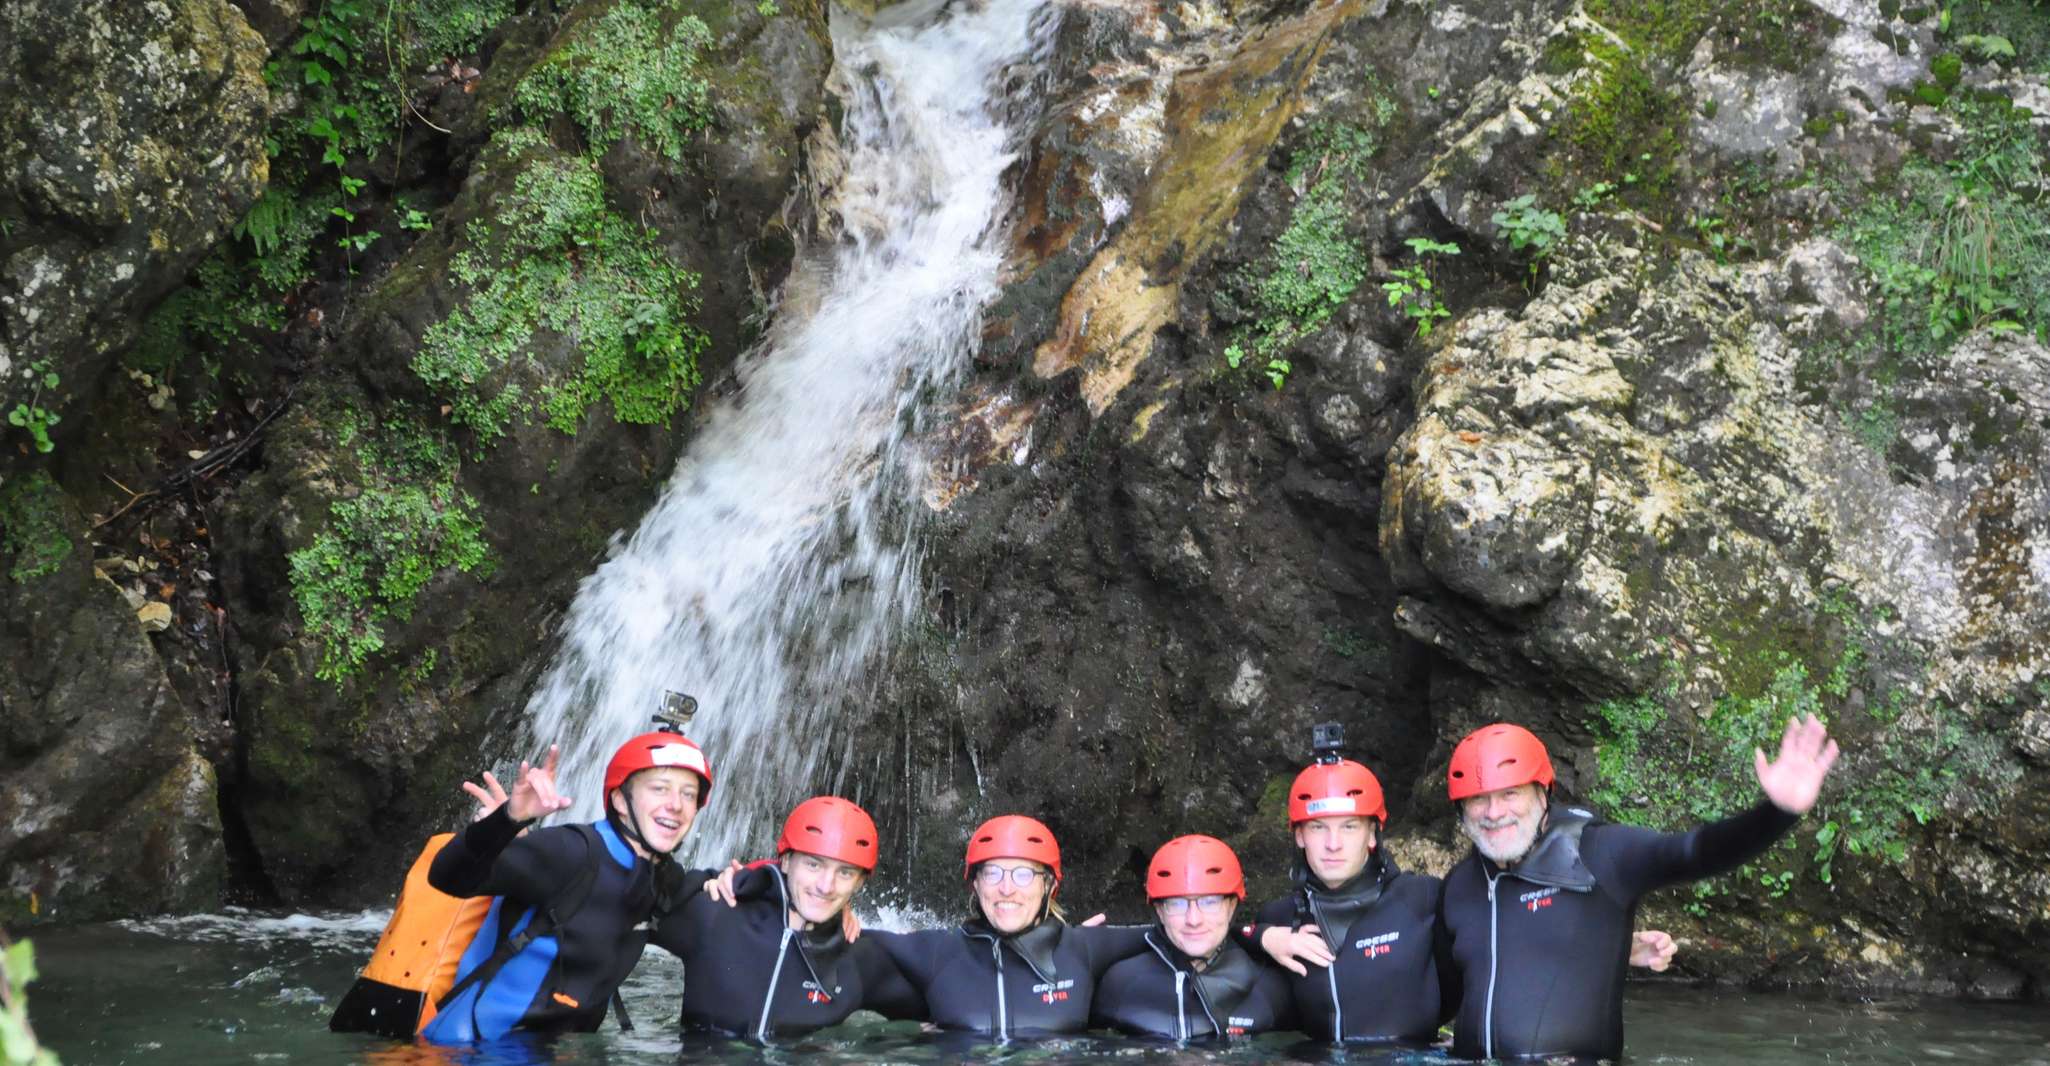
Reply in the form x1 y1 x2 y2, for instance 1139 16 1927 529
1439 716 1839 1061
419 729 718 1043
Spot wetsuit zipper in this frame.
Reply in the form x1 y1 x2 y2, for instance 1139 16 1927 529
757 927 794 1041
991 940 1008 1039
1485 873 1499 1060
1174 970 1188 1041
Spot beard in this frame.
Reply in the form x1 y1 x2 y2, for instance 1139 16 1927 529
1462 807 1543 866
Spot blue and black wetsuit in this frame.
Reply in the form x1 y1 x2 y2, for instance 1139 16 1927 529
863 918 1151 1038
1243 853 1455 1044
419 805 708 1042
1091 927 1295 1040
647 865 925 1041
1441 802 1799 1061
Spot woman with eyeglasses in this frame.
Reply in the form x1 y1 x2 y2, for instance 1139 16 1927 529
1091 835 1295 1041
860 815 1152 1039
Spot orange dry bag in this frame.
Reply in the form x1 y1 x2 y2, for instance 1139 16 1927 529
328 833 493 1038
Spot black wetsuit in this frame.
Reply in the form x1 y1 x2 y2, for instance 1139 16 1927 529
1441 802 1799 1061
864 919 1152 1038
421 806 708 1041
1245 853 1454 1044
647 865 925 1040
1091 927 1296 1040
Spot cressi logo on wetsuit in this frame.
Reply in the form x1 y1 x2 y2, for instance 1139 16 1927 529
1250 854 1450 1044
1442 803 1799 1061
1091 929 1294 1041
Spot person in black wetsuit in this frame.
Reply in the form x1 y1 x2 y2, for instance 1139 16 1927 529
649 795 925 1041
418 731 719 1043
862 815 1153 1039
1241 751 1454 1045
1439 716 1839 1061
1092 835 1294 1041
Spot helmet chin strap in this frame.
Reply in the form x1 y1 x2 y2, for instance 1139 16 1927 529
610 789 672 864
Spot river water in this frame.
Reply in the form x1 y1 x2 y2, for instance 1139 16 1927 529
28 910 2050 1065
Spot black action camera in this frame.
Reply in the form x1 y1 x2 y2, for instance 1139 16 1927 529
1311 721 1345 763
653 690 699 732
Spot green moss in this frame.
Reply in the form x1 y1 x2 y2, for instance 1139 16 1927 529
416 130 707 440
510 0 715 161
0 472 73 583
1222 117 1386 363
287 413 493 681
1930 51 1965 88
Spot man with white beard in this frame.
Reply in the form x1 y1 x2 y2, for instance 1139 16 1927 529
1438 716 1839 1062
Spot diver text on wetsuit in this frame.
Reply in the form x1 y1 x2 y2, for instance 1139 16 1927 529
1248 853 1454 1044
1092 927 1295 1040
1441 802 1799 1060
864 920 1152 1038
649 864 924 1040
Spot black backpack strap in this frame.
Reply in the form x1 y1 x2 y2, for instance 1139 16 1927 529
435 824 610 1012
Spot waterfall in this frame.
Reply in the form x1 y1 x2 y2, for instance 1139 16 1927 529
520 0 1056 866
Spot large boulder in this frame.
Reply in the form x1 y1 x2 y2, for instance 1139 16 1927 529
0 474 222 924
0 0 269 441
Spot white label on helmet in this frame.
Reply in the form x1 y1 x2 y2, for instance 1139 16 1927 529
1305 797 1356 815
649 744 707 775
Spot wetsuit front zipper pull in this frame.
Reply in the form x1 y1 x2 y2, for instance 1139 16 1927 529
992 940 1008 1040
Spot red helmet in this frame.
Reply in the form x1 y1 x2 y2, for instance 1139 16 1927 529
776 796 879 872
963 815 1061 885
1446 723 1555 802
604 732 714 801
1146 835 1245 900
1287 759 1387 825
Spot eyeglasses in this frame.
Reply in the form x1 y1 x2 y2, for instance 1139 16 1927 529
1156 895 1231 917
975 864 1045 888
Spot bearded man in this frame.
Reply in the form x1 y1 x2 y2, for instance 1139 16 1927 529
1438 716 1838 1061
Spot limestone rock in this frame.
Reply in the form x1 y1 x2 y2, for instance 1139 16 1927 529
0 0 270 440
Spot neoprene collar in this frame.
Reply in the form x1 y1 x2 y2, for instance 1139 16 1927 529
1142 928 1264 1034
960 916 1064 983
1296 848 1396 949
758 863 854 992
1480 805 1598 890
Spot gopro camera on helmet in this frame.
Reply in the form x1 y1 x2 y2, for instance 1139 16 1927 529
1311 721 1345 764
653 691 699 733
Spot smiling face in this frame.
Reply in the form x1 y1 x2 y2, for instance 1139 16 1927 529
609 767 701 857
781 850 865 928
1458 782 1547 865
1155 894 1237 959
971 858 1051 934
1292 815 1377 888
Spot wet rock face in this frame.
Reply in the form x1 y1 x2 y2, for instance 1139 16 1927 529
0 487 222 923
871 0 2050 998
0 0 270 433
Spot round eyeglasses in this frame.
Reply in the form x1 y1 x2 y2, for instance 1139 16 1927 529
975 864 1046 888
1155 895 1231 917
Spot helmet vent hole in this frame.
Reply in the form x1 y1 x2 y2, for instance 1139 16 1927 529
803 825 823 837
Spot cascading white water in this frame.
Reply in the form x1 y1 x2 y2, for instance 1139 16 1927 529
521 0 1055 865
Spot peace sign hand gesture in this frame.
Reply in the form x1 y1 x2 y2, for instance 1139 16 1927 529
1754 714 1840 816
502 744 573 824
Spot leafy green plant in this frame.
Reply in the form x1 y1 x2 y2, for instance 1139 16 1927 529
287 414 493 680
1571 181 1619 209
1382 237 1460 337
509 0 715 162
5 364 61 454
0 937 58 1066
416 133 707 440
1263 358 1292 390
1492 194 1566 282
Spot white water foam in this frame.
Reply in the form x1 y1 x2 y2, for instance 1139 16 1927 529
520 0 1057 866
